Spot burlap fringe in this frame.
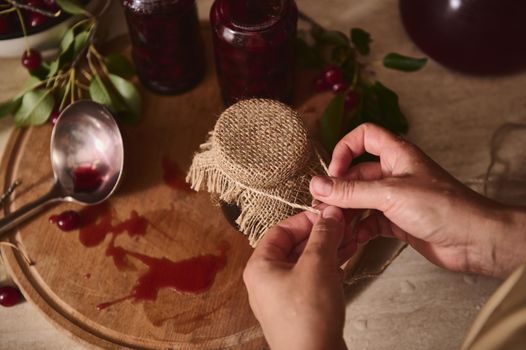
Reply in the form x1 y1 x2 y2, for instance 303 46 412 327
187 132 323 246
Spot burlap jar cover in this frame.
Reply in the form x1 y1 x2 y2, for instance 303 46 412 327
186 99 327 246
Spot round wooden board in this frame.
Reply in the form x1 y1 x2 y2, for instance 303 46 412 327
0 26 363 350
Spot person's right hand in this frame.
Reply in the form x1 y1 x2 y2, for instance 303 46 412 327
310 123 526 278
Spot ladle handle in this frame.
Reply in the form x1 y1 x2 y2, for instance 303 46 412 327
0 184 62 238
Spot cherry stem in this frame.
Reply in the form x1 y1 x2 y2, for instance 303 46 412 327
5 0 61 17
70 22 96 69
13 7 29 53
59 72 72 111
0 7 15 15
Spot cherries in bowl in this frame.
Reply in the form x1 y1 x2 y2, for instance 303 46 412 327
0 0 98 58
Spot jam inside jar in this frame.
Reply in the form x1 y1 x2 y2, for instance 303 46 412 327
210 0 298 106
122 0 205 94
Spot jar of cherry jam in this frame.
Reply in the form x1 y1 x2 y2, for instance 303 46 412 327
210 0 298 106
122 0 205 94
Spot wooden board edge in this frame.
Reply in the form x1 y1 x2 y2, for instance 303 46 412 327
0 128 137 350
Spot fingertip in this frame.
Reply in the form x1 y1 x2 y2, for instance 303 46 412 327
321 206 344 222
310 176 334 197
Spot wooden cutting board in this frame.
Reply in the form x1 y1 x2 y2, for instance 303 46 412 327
0 26 362 349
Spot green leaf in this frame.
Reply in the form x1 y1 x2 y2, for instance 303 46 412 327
29 64 50 81
383 53 428 72
17 76 42 97
89 76 112 106
49 38 76 77
295 37 324 69
73 31 90 56
0 98 21 118
14 90 54 127
313 30 349 47
47 59 60 77
108 74 142 123
351 28 372 55
368 82 408 134
105 53 136 79
320 94 345 153
89 74 142 123
60 27 75 51
55 0 88 15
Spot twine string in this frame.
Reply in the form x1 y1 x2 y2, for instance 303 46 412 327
228 147 330 215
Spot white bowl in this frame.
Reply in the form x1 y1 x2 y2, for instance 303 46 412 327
0 0 101 58
0 18 75 58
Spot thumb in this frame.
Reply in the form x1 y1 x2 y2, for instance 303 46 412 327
310 176 392 211
299 206 344 267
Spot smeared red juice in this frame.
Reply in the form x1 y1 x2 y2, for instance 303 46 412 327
50 202 228 311
78 203 148 247
97 243 228 310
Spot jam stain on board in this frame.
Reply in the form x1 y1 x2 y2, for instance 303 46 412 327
97 243 228 310
78 202 148 248
162 156 192 192
50 202 229 315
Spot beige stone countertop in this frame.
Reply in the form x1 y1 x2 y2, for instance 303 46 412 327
2 0 525 349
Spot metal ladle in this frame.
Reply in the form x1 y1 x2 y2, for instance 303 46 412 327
0 100 124 236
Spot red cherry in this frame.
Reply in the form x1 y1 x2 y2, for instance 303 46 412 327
43 0 60 11
49 109 60 125
323 65 344 86
0 17 10 35
344 90 360 110
314 76 330 91
332 82 349 93
0 286 22 307
28 12 48 28
21 49 42 71
49 210 82 231
26 0 44 6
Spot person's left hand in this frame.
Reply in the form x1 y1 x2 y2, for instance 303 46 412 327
243 206 357 350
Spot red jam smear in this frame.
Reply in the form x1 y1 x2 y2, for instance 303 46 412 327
97 244 228 310
77 202 148 247
162 156 192 192
50 202 228 310
73 165 104 193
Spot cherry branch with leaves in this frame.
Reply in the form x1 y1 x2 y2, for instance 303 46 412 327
0 0 141 127
296 15 427 156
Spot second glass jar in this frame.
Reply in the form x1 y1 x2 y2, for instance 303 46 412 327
210 0 298 106
123 0 205 95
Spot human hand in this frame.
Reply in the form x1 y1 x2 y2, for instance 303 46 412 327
243 206 352 350
310 123 526 278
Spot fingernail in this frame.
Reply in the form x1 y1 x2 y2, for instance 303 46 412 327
311 176 333 196
311 199 321 207
322 206 343 222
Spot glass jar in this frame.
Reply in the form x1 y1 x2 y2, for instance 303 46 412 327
399 0 526 75
210 0 298 106
122 0 205 94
